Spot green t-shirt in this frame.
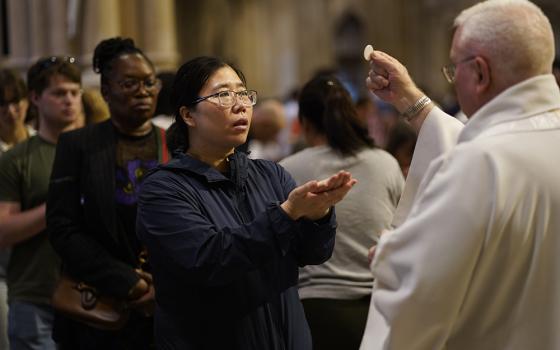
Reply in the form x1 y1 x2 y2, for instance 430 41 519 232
0 135 60 305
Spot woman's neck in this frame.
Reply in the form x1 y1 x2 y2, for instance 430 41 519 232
0 122 28 146
111 118 153 137
186 146 234 173
305 130 327 147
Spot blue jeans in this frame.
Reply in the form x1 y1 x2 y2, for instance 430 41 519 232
0 279 8 350
8 301 56 350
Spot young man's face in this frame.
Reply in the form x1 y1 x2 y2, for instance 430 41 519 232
32 74 82 129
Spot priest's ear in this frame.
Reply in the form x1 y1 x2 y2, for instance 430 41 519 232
474 56 491 94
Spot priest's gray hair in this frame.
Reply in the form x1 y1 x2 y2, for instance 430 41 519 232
454 0 554 84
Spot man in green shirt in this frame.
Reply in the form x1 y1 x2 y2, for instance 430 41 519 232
0 57 82 349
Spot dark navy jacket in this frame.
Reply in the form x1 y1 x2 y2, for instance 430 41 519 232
136 151 337 350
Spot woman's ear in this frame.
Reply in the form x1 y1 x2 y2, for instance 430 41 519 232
180 106 196 127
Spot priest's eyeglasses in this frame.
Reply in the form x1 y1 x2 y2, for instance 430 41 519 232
441 56 476 84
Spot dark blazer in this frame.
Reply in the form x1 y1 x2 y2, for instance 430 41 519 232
137 151 337 349
47 119 168 298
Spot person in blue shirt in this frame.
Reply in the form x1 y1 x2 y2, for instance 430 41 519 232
136 56 356 349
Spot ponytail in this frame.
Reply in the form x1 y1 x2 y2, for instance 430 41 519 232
166 120 189 153
299 75 374 156
322 89 374 156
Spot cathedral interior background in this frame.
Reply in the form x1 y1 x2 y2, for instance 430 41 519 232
1 0 559 104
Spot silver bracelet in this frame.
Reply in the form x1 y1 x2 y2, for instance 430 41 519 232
402 96 431 120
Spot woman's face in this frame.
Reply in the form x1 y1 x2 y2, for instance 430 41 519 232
103 53 160 129
0 91 28 126
185 66 252 153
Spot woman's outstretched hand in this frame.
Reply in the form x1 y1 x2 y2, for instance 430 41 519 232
281 170 357 221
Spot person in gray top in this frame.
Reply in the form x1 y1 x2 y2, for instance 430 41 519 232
280 74 404 350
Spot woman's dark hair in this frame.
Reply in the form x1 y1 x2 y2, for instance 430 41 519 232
166 56 246 153
298 75 374 156
0 69 26 105
154 71 176 116
92 37 152 85
385 120 417 157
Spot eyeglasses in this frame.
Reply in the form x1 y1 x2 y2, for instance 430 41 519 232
115 77 162 94
189 90 258 108
441 56 476 84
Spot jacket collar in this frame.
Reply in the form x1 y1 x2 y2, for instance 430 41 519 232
163 150 250 185
458 74 560 144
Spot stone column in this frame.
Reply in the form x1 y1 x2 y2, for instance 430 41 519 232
5 0 69 70
26 0 48 62
45 0 68 56
267 0 299 98
363 0 405 59
295 0 334 87
79 0 121 86
5 0 30 70
229 1 267 97
139 0 179 71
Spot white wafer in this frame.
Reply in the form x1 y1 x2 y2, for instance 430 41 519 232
363 44 374 61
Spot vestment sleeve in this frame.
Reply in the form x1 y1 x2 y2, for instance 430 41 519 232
392 107 464 227
361 146 494 350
